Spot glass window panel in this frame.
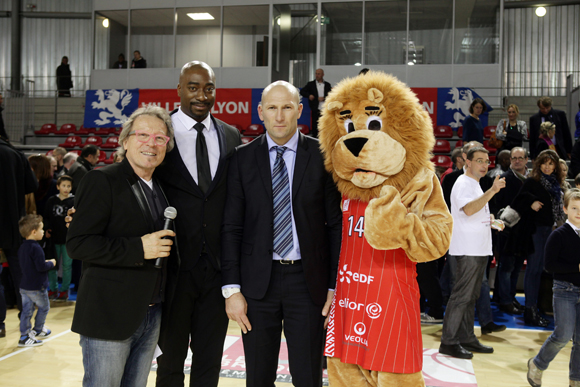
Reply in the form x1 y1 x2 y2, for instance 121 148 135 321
321 2 362 66
94 10 128 70
223 5 269 67
130 9 175 69
176 7 221 69
365 1 407 65
454 0 500 64
408 0 453 64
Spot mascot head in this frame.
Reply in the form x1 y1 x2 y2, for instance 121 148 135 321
318 71 435 202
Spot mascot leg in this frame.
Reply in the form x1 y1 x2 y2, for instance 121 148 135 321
327 357 425 387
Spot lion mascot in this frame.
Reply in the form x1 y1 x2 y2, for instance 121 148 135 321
319 71 453 386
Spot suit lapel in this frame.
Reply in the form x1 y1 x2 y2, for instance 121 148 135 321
256 136 273 199
292 133 310 200
119 160 155 233
165 143 203 197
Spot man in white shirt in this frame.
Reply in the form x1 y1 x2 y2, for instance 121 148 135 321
440 146 505 359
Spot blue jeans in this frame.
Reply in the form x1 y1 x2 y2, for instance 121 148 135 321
19 288 50 336
80 303 161 387
496 253 526 305
533 280 580 381
525 225 552 308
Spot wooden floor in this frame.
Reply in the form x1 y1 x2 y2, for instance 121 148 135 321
0 301 572 387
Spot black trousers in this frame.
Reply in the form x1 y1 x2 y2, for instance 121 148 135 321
156 257 229 387
310 110 321 138
416 257 445 319
243 261 324 387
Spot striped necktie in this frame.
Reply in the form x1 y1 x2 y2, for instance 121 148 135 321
272 146 293 258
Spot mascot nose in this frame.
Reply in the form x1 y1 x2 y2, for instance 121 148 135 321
343 137 368 157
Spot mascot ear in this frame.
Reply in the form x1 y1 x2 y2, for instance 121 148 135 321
326 101 343 112
368 88 384 104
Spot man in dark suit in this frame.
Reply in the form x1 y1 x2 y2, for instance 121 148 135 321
66 105 176 386
155 61 242 387
221 81 342 387
529 96 572 160
300 68 331 138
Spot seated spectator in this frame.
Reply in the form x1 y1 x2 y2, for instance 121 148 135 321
113 54 127 69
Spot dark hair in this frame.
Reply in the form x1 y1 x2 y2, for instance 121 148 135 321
57 175 73 186
575 173 580 186
359 68 370 75
451 148 463 164
134 50 140 55
466 146 489 160
80 144 99 158
537 96 552 108
28 154 52 181
468 98 487 114
510 146 528 158
19 214 43 238
531 149 563 183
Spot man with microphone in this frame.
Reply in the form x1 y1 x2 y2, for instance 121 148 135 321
67 105 176 386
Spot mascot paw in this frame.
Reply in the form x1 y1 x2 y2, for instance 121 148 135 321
364 186 408 250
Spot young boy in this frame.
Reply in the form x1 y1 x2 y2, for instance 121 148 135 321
527 188 580 387
575 173 580 189
44 175 74 301
17 215 56 347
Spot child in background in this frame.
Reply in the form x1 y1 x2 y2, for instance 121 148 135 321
527 188 580 387
17 215 56 347
44 175 74 301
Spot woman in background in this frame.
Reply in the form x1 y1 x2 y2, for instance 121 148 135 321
496 104 528 153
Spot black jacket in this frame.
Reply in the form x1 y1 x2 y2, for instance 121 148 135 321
300 80 332 112
529 108 572 159
56 63 73 90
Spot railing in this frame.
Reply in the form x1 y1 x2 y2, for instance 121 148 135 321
504 71 580 98
0 76 90 98
4 80 35 143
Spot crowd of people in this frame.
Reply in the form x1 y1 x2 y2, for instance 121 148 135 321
1 62 580 387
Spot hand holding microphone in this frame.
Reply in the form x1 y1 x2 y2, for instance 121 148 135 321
141 207 177 268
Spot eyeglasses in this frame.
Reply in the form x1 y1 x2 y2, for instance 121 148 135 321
129 130 170 146
511 157 526 161
473 159 491 165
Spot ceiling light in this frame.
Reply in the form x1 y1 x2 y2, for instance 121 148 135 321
354 63 361 66
187 13 214 21
535 7 546 17
102 18 109 28
407 61 415 66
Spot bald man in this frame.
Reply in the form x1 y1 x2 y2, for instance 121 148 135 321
300 68 331 138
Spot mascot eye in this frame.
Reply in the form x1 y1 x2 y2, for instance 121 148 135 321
366 116 382 131
343 119 355 134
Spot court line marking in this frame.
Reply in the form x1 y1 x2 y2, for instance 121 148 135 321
0 329 72 362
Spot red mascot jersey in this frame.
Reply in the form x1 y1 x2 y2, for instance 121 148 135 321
324 197 422 373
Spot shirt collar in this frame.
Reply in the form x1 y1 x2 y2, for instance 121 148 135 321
566 220 580 232
266 130 299 153
177 107 213 132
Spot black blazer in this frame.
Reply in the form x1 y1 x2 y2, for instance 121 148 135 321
67 159 169 340
300 80 332 112
529 108 572 159
221 133 342 306
154 114 241 301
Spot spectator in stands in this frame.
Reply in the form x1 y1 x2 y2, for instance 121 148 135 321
527 188 580 387
52 147 67 176
529 96 572 160
28 155 58 216
493 147 529 314
58 152 78 178
536 121 560 156
112 54 127 69
510 149 565 327
300 68 331 138
131 51 147 69
440 146 505 359
68 145 100 194
47 156 58 179
559 159 571 192
440 148 464 184
495 104 528 153
67 105 175 387
488 150 510 178
56 56 73 97
113 148 124 163
0 92 7 141
0 137 38 336
462 98 487 143
575 101 580 139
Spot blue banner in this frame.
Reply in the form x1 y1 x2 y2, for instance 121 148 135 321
436 87 493 128
84 89 139 128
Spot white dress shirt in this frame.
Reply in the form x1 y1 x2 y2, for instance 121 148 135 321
171 108 220 184
316 81 325 110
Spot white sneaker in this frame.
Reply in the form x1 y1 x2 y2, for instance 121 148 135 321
527 358 542 387
421 312 443 324
31 326 52 339
18 334 43 347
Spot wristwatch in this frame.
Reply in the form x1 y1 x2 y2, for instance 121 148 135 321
222 287 241 299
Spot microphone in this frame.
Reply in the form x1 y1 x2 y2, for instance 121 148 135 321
155 206 177 269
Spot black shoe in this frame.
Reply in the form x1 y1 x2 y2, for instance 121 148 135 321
0 328 5 338
499 303 524 315
460 340 494 353
513 298 523 309
439 343 473 359
481 322 507 334
524 307 549 328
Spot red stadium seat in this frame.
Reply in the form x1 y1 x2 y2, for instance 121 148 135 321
58 123 77 134
83 135 103 147
483 140 496 153
484 126 497 139
241 137 254 144
76 125 91 135
104 152 116 164
101 136 119 149
95 127 116 135
433 139 451 153
58 135 82 149
457 126 463 138
489 155 496 169
298 124 310 135
231 124 244 133
244 124 265 136
114 127 122 135
454 140 463 149
35 123 57 135
97 151 107 164
434 125 453 138
431 155 452 168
